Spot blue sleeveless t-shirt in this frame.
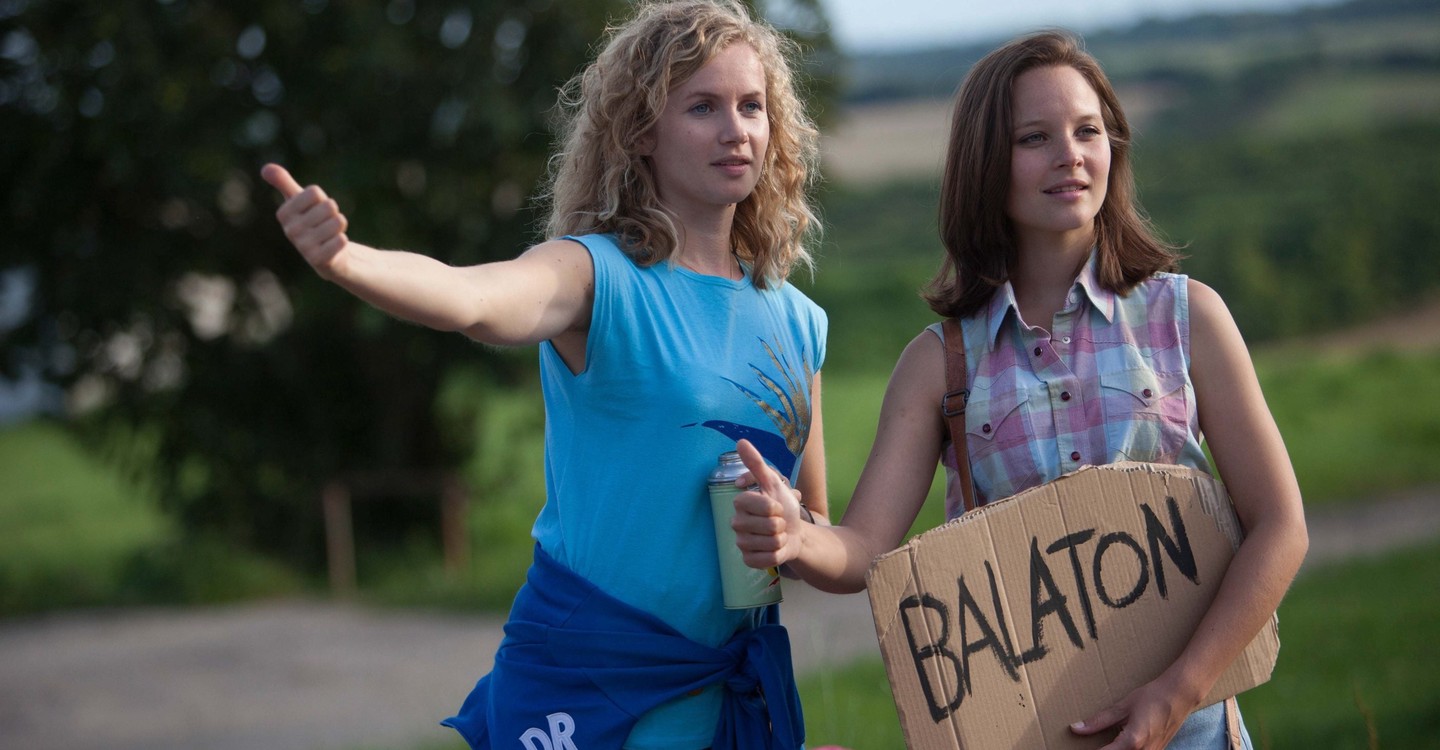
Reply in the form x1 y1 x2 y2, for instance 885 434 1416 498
532 234 826 749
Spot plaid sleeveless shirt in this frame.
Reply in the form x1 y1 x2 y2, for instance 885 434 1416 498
934 254 1211 519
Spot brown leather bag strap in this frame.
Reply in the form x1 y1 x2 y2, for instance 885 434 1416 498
940 318 978 513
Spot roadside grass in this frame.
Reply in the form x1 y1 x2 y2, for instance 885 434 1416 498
1254 348 1440 506
0 420 166 613
813 369 948 534
1 346 1437 614
798 539 1440 750
0 420 167 573
1240 540 1440 750
0 421 300 615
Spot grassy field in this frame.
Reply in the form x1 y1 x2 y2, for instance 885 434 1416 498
0 422 301 614
1249 70 1440 140
0 423 169 613
2 342 1438 615
797 539 1440 750
1255 348 1440 504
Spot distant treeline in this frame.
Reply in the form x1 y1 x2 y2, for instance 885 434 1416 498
840 0 1439 103
1142 122 1440 342
1104 0 1440 342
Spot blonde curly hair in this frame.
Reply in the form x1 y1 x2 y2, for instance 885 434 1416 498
542 0 820 288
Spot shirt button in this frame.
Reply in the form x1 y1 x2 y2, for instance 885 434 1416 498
1033 346 1043 357
1061 336 1071 344
1070 451 1081 462
1142 388 1154 399
1060 391 1071 402
982 423 992 434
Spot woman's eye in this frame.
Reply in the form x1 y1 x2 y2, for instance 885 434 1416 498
1019 133 1044 145
691 103 712 115
742 101 763 114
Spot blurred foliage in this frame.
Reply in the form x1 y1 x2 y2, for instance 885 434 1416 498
0 0 839 570
1140 123 1440 342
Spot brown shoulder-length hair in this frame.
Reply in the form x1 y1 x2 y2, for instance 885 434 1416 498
541 0 821 288
924 30 1179 319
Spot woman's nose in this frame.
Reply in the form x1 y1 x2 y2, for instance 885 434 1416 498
720 111 750 144
1056 137 1083 168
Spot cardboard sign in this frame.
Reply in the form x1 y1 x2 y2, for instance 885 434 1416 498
865 462 1279 750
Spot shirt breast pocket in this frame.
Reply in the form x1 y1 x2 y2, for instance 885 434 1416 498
965 381 1043 499
1098 368 1191 465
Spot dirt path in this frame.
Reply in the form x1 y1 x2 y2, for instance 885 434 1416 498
1 489 1437 750
1257 296 1440 358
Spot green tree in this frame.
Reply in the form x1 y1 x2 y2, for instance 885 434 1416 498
0 0 837 569
762 0 841 120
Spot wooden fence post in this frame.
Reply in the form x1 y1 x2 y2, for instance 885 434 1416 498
320 471 470 596
321 480 356 597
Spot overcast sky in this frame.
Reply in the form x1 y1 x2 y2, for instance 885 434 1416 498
817 0 1345 51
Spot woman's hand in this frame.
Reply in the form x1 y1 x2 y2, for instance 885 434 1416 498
256 163 594 352
731 438 808 570
1069 674 1199 750
261 163 351 280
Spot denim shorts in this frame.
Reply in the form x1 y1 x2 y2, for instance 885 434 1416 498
1168 699 1253 750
